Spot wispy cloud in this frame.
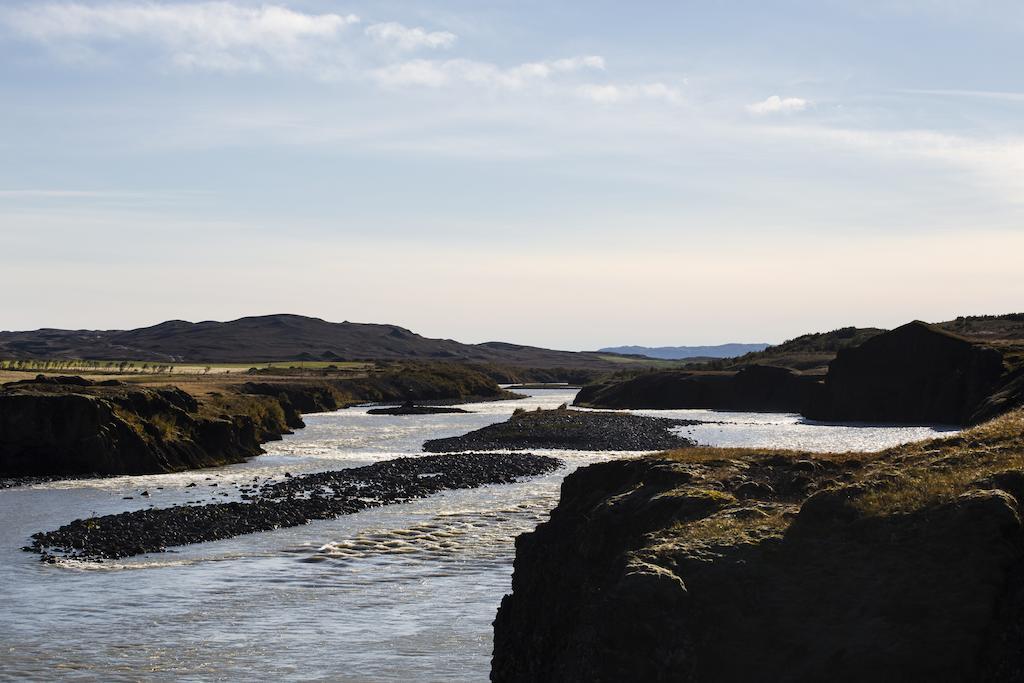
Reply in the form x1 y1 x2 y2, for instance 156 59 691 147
371 55 605 89
766 125 1024 203
0 3 676 110
1 2 360 72
899 88 1024 102
747 95 810 114
576 82 683 105
365 22 456 51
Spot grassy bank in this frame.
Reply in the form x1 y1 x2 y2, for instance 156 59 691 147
0 362 518 477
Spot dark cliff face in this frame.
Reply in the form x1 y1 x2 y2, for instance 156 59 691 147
0 377 274 476
577 322 1020 426
574 365 818 413
492 419 1024 682
0 365 514 477
805 321 1006 425
492 459 726 682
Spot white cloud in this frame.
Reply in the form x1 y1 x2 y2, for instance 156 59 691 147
577 82 683 105
899 88 1024 102
747 95 810 115
2 3 684 110
766 125 1024 203
372 55 605 90
365 22 456 51
1 2 360 72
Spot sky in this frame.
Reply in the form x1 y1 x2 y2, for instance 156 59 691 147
1 0 1022 349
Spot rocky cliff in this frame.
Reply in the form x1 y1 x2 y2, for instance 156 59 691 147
0 363 515 477
574 364 818 412
576 321 1022 426
492 409 1024 682
806 321 1006 424
0 376 280 476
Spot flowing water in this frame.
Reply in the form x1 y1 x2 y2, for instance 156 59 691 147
0 389 957 682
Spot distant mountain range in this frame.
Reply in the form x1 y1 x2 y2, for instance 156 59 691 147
0 314 630 370
598 343 771 360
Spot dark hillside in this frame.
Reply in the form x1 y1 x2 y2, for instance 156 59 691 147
0 314 632 371
725 326 886 372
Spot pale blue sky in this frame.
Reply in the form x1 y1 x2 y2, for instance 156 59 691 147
1 1 1022 348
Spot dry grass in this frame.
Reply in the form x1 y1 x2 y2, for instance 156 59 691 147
664 505 794 549
655 445 867 465
852 409 1024 515
651 409 1024 528
199 392 288 428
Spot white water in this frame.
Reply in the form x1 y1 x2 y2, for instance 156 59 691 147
0 389 956 681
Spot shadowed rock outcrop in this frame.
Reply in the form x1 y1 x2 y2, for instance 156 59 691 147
805 321 1005 424
574 364 818 412
492 409 1024 682
576 321 1021 426
0 376 281 476
0 365 517 477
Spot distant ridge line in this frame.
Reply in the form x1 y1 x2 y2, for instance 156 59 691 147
598 343 771 360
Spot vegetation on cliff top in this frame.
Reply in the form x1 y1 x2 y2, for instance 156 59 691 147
493 407 1024 681
0 362 518 477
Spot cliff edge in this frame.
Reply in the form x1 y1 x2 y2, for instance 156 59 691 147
493 408 1024 682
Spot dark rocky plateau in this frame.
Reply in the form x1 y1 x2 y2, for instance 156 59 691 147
0 364 513 477
422 409 696 452
577 321 1024 426
367 402 471 415
27 452 561 562
492 408 1024 682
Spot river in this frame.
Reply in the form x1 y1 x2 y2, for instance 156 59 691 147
0 388 956 681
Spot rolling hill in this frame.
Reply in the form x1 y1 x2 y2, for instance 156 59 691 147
0 314 630 370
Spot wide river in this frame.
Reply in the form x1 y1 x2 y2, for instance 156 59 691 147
0 388 956 682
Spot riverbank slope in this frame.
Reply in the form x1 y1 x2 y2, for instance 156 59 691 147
0 362 516 477
492 407 1024 682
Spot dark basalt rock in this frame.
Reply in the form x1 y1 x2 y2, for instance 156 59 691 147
0 366 518 479
0 378 266 476
367 402 470 415
422 409 696 452
574 365 819 412
577 322 1022 427
805 321 1006 425
239 381 342 428
491 456 1024 682
26 452 562 562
